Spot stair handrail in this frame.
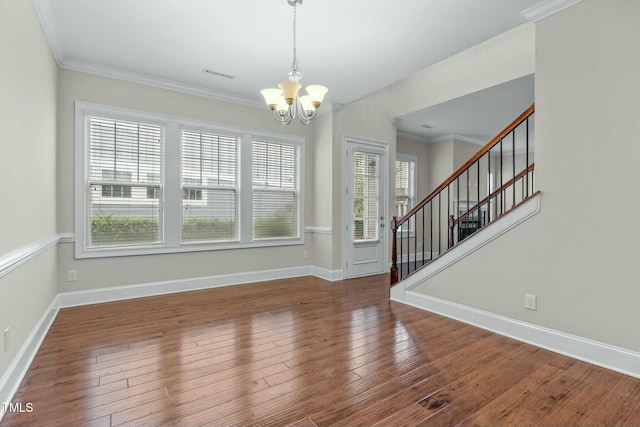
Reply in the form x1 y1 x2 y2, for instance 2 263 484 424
391 103 535 285
450 162 534 227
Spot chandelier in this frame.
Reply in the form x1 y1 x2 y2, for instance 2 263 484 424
260 0 328 125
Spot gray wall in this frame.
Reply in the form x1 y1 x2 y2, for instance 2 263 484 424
56 69 317 292
412 0 640 353
0 0 59 378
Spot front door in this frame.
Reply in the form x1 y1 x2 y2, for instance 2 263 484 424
345 140 387 278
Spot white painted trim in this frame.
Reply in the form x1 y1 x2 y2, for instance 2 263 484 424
57 233 75 243
309 266 344 282
398 193 541 292
396 131 429 144
342 136 390 279
57 265 344 308
74 101 306 259
58 266 309 308
521 0 583 22
429 133 487 145
0 297 60 422
0 235 60 279
304 226 332 235
31 0 65 65
63 59 264 109
392 291 640 379
59 59 342 117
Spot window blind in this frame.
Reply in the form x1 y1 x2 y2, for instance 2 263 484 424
77 103 305 257
396 159 411 218
181 130 238 243
353 152 379 241
87 116 163 248
252 140 299 239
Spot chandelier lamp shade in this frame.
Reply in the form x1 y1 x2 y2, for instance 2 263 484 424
260 0 328 125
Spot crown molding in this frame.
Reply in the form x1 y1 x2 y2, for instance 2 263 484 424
430 133 486 145
330 102 344 112
521 0 583 22
61 59 266 109
31 0 64 65
396 130 430 143
32 0 270 109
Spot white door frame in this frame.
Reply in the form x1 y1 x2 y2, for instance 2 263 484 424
342 136 389 279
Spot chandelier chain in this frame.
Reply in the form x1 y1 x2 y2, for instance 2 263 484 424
291 1 299 75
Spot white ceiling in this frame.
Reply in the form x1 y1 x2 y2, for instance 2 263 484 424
397 74 535 143
34 0 541 138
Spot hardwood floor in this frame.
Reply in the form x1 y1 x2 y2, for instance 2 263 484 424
2 274 639 426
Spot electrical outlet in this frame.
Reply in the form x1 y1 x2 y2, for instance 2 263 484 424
4 327 9 352
67 270 77 282
303 251 309 259
524 294 537 311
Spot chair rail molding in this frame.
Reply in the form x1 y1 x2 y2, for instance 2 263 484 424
304 226 332 235
0 234 61 279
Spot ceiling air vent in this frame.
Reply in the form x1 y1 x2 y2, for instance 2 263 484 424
202 69 235 80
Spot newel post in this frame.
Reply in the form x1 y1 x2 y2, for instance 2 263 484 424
390 216 398 286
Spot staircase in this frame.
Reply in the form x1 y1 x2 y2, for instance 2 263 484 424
391 104 536 286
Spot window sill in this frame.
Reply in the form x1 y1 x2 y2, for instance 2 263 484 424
74 237 304 259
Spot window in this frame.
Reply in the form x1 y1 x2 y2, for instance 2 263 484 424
252 140 300 239
181 130 238 243
75 103 304 258
396 154 416 234
87 117 163 248
353 152 380 241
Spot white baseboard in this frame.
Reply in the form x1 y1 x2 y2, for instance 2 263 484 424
57 265 343 308
310 266 343 282
392 290 640 379
0 297 60 422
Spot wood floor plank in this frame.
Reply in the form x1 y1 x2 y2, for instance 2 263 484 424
579 374 640 426
2 274 639 427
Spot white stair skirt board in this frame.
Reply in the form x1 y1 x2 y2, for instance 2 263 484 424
390 193 640 379
393 193 542 294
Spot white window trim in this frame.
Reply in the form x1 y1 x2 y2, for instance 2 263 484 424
396 153 417 238
74 102 305 259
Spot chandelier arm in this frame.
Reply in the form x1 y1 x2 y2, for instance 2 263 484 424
271 108 292 125
294 101 315 125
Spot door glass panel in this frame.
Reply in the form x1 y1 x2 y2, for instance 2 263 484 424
353 151 379 241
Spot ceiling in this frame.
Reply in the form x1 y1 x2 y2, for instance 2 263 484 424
34 0 541 139
397 74 535 143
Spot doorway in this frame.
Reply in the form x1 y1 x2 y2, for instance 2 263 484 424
344 138 388 278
